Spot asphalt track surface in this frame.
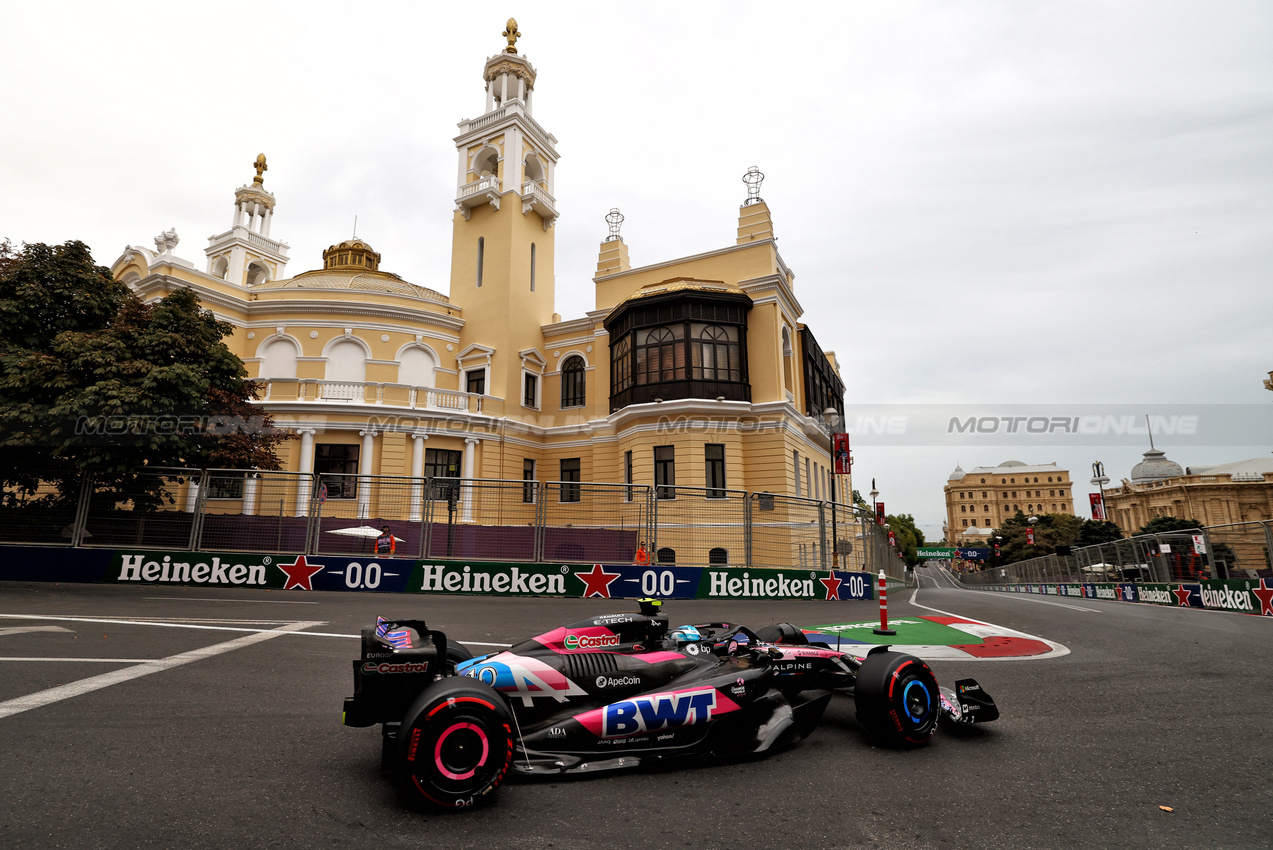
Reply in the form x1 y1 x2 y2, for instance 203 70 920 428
1 565 1269 850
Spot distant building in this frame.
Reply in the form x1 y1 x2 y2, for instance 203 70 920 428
943 461 1073 545
1103 454 1273 530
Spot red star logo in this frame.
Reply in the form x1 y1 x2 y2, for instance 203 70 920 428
1172 584 1194 607
575 564 621 598
278 555 323 591
1251 578 1273 617
820 571 841 601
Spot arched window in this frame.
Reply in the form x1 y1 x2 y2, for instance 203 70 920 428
656 547 676 565
691 324 741 381
258 338 299 379
398 347 437 389
323 339 367 401
636 326 684 383
611 336 632 392
561 356 585 407
708 547 728 565
246 261 270 287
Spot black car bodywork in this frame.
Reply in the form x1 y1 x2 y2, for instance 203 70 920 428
343 600 998 810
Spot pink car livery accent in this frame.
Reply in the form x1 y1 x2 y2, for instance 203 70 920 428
575 686 742 739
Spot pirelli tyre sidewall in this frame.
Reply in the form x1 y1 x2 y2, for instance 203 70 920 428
854 651 939 747
397 677 515 811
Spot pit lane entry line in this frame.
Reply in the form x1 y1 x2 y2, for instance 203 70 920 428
0 620 323 721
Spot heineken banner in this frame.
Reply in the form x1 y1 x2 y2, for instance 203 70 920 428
88 549 875 601
917 547 956 559
7 544 1271 615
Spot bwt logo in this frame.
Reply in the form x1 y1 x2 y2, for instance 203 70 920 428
602 688 719 738
948 415 1198 436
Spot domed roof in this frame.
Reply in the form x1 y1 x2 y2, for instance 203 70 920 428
997 460 1027 467
259 270 449 302
948 464 965 481
1130 448 1184 485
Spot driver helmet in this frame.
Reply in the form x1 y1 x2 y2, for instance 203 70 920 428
668 625 701 645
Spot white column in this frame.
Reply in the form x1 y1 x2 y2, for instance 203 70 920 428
357 430 377 519
261 208 273 238
243 472 259 516
251 202 262 232
233 202 244 227
500 73 508 107
462 437 478 522
409 434 427 521
517 76 525 102
526 88 533 113
486 80 494 113
296 429 315 515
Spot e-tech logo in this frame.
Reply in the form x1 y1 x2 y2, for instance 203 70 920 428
599 688 726 738
563 632 620 650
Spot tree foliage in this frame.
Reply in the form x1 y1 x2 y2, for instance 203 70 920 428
1076 519 1123 547
0 240 288 506
1137 515 1204 536
884 513 925 566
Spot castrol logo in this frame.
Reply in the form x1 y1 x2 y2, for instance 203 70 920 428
563 632 620 650
361 661 429 675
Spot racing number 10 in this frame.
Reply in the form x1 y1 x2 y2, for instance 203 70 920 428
345 561 382 590
640 569 675 597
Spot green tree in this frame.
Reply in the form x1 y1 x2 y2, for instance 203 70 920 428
1076 519 1123 547
0 240 288 507
1138 516 1204 536
991 511 1082 565
885 513 925 567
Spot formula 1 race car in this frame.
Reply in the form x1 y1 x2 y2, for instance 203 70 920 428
342 600 998 811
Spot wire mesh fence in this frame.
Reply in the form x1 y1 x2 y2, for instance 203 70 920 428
2 466 915 574
651 486 749 568
0 470 88 546
195 470 315 554
959 526 1251 586
79 469 203 550
422 479 539 562
540 482 650 565
749 493 825 571
312 473 429 557
1198 521 1272 579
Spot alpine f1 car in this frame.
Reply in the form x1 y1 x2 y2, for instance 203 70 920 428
342 599 998 811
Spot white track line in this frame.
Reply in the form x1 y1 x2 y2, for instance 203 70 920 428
0 613 513 647
0 657 156 663
917 568 1101 613
0 620 322 720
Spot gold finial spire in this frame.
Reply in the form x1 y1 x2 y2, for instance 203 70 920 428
253 153 268 185
502 18 520 54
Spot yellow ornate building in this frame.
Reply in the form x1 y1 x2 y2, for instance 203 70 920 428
1102 454 1273 530
943 461 1074 544
109 24 847 555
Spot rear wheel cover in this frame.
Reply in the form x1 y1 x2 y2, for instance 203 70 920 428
398 678 514 810
854 651 939 746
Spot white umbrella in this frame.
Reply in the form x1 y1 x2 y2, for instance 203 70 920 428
326 525 405 542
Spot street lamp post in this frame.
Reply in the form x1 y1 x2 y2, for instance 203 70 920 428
1090 461 1110 521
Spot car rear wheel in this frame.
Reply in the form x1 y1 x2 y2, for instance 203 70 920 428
854 650 939 746
396 677 514 811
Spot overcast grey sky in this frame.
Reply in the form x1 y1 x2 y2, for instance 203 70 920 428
3 1 1270 539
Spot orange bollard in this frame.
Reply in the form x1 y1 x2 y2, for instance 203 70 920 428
873 569 896 636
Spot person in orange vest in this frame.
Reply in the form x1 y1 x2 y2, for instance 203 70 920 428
634 542 649 566
375 525 396 556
